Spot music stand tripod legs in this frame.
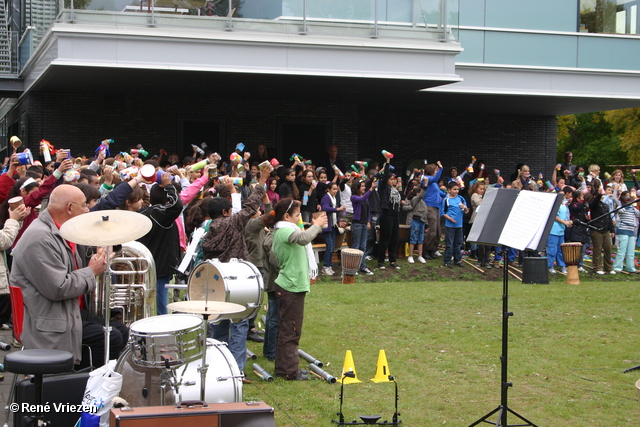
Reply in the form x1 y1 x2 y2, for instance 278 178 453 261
469 247 538 427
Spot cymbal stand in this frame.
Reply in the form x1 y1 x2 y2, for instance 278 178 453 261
469 247 537 427
198 312 214 402
102 245 113 367
195 272 214 402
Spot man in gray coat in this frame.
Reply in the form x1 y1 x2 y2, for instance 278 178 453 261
11 185 109 365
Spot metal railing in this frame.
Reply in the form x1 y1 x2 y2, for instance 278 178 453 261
61 0 459 40
0 31 19 75
5 0 459 75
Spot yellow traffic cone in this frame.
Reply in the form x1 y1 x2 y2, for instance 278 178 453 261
338 350 362 384
370 350 392 383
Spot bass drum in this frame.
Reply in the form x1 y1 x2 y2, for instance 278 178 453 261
115 338 243 406
188 258 263 322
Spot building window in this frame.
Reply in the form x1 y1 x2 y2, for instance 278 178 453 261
580 0 639 34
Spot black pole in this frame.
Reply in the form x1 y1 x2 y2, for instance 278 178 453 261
469 247 537 427
500 246 513 426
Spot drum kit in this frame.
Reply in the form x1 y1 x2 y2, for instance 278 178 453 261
60 210 262 407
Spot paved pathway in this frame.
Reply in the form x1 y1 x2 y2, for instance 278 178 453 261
0 326 19 427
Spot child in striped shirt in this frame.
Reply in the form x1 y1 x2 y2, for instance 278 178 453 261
613 192 640 273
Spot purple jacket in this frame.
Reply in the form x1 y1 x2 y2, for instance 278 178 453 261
320 193 343 232
350 190 372 223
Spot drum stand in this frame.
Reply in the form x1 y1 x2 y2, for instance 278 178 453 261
332 372 401 426
160 360 180 406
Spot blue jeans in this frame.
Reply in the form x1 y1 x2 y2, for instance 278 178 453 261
444 226 463 264
546 234 566 268
210 319 249 372
322 229 336 267
263 291 278 359
614 234 637 272
156 275 172 315
350 223 368 270
301 211 313 224
494 247 517 262
366 213 380 257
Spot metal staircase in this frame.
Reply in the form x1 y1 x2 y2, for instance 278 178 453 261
0 0 12 73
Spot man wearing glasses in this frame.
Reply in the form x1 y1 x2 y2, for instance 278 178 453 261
11 184 127 367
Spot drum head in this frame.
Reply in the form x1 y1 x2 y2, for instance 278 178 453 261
130 314 202 334
188 261 227 302
342 248 364 256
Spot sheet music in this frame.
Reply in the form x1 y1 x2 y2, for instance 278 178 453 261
177 226 205 274
498 191 558 250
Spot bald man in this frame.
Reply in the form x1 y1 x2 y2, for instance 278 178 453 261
11 185 125 367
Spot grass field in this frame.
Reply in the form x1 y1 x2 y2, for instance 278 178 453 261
243 267 640 427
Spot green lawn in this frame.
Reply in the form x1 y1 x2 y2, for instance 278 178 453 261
244 275 640 427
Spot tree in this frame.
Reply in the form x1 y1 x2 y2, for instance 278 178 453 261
604 108 640 164
556 112 629 170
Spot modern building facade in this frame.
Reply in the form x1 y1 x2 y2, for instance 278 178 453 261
0 0 638 175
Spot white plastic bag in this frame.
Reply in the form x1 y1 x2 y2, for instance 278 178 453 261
75 364 123 427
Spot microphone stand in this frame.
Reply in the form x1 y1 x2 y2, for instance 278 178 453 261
587 197 640 226
586 197 640 373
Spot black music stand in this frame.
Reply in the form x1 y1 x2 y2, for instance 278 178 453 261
467 188 563 427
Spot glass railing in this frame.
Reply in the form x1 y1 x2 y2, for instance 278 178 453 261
0 0 460 76
55 0 458 41
579 0 640 35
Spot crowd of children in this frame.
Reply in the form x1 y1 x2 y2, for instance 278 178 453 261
1 140 638 375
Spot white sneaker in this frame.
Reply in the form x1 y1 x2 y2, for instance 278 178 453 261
322 267 334 276
596 270 605 275
433 251 442 257
577 267 587 273
609 270 616 275
548 268 556 274
417 256 426 264
561 267 568 274
407 256 415 264
365 256 373 261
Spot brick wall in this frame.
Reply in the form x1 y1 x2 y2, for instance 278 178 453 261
5 92 557 179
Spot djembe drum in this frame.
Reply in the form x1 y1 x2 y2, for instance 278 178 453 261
341 248 364 284
560 242 583 285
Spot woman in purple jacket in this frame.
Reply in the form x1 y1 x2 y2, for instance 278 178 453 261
320 182 345 276
350 178 376 275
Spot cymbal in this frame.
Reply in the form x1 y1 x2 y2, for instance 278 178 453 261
167 301 245 316
59 210 152 246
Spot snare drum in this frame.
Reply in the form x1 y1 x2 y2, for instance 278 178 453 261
188 259 263 322
129 314 204 367
115 338 243 406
